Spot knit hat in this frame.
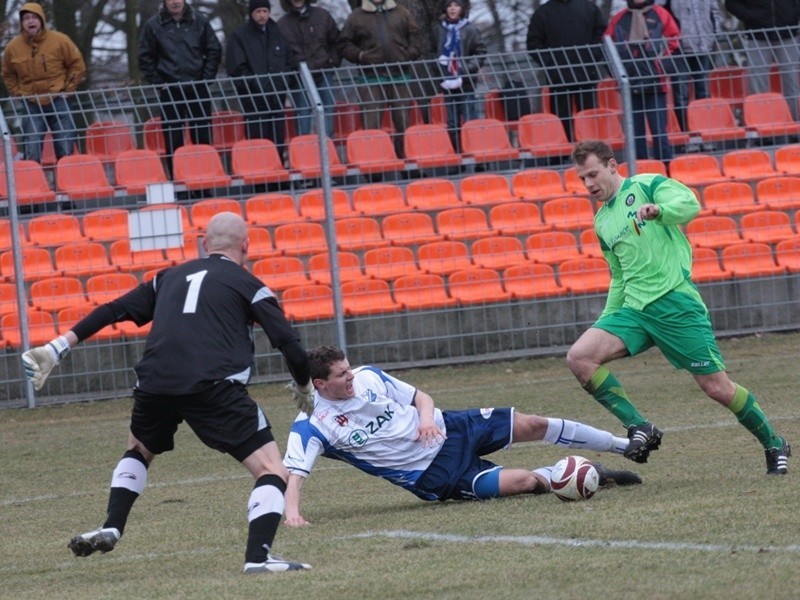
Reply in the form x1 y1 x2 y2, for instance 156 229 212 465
249 0 271 13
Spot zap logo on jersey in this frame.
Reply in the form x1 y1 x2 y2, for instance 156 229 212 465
335 414 348 427
625 194 636 206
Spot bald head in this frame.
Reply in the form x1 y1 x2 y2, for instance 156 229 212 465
204 212 248 264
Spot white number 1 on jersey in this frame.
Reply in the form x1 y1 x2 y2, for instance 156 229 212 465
183 270 207 313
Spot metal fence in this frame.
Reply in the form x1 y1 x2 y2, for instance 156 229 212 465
1 26 799 408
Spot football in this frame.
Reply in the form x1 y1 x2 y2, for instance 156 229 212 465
550 455 599 502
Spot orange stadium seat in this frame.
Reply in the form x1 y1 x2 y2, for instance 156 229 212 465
709 66 747 109
596 78 622 111
109 239 172 273
2 310 58 347
416 240 472 275
393 273 456 310
775 144 800 175
211 110 246 151
691 246 731 282
341 278 401 315
231 139 291 185
380 212 443 246
83 208 130 242
700 181 759 216
252 256 310 290
335 217 389 251
579 228 603 258
668 154 727 187
245 226 278 260
27 213 86 247
721 242 786 277
459 173 515 206
460 118 520 163
756 176 800 211
1 246 59 281
740 210 796 244
173 144 232 191
562 168 587 194
448 267 512 304
469 235 527 271
245 193 300 226
686 98 748 144
57 306 119 340
776 236 800 272
721 149 778 181
0 282 19 316
363 246 421 281
281 284 334 321
405 178 463 211
307 251 365 285
516 113 573 159
503 262 565 298
685 215 742 248
404 123 462 169
512 168 566 201
542 196 596 231
617 159 667 177
742 93 800 138
352 183 410 215
346 129 406 175
86 272 140 305
189 198 243 231
273 222 328 256
489 201 550 236
298 188 359 220
29 276 85 312
557 257 610 294
436 207 495 241
526 230 581 264
0 219 27 252
164 231 204 264
56 153 115 200
85 120 135 163
573 108 624 150
288 134 347 179
0 160 56 205
54 242 115 277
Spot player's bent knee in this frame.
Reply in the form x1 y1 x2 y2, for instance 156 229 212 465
473 466 502 500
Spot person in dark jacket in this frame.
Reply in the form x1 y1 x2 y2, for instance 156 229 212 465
725 0 800 121
227 0 293 154
526 0 606 142
432 0 486 153
138 0 221 175
278 0 340 137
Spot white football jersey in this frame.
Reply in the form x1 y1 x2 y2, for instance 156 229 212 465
284 366 446 492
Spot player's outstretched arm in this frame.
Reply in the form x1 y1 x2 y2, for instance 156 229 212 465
284 473 310 527
287 380 314 415
21 332 77 391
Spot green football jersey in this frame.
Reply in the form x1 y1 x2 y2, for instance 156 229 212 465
594 173 700 317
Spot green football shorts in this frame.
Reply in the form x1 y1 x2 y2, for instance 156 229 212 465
593 285 725 375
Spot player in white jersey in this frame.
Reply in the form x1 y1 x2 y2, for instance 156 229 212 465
283 346 642 525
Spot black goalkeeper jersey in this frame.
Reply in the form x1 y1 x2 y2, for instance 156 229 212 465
82 254 301 395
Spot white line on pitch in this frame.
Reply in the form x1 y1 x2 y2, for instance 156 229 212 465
342 529 800 554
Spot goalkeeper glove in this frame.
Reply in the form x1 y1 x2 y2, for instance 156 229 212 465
286 380 315 415
21 335 70 391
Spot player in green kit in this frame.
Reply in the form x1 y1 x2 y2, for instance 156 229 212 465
565 140 790 475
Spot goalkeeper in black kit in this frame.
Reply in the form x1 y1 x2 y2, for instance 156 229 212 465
22 212 316 574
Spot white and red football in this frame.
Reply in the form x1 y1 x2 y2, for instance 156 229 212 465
549 455 599 502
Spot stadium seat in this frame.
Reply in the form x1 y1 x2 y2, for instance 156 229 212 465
511 168 566 201
700 181 759 216
298 188 359 220
557 257 610 294
721 242 785 277
363 246 421 281
1 246 59 281
0 160 56 205
516 113 573 159
109 239 172 273
686 98 748 144
56 153 115 200
0 282 19 315
189 198 243 231
596 78 621 111
685 215 742 248
403 123 462 169
708 66 747 110
470 235 527 270
288 134 347 179
776 236 800 272
173 144 232 191
143 116 167 156
666 107 691 148
435 207 495 241
542 196 595 231
416 240 472 275
85 120 135 163
405 178 463 211
392 273 457 309
460 118 520 163
448 267 512 304
341 278 401 315
756 176 800 211
246 226 278 260
211 110 246 151
573 108 624 150
0 219 27 252
691 246 731 282
113 317 153 338
2 310 58 347
667 154 727 187
82 208 130 242
380 211 443 246
721 149 778 181
334 217 389 251
503 262 565 298
579 228 603 258
57 306 119 340
27 214 86 247
526 230 581 264
489 201 550 236
164 231 204 264
459 173 515 206
352 183 410 215
346 129 406 175
29 276 85 312
252 256 310 290
273 222 328 256
280 284 334 321
742 93 800 138
616 159 668 177
114 149 168 194
54 242 115 277
775 144 800 175
307 251 366 285
231 139 290 185
86 272 139 305
245 193 300 226
333 101 362 144
562 168 587 194
739 210 796 244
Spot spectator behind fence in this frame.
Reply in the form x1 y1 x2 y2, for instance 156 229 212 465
526 0 607 142
606 0 679 163
337 0 423 158
433 0 486 153
664 0 722 133
138 0 221 176
278 0 341 138
725 0 800 121
1 3 85 164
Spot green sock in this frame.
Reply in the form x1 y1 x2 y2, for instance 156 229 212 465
583 366 646 428
728 384 780 449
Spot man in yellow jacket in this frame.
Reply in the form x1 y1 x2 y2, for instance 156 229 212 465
2 3 86 164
